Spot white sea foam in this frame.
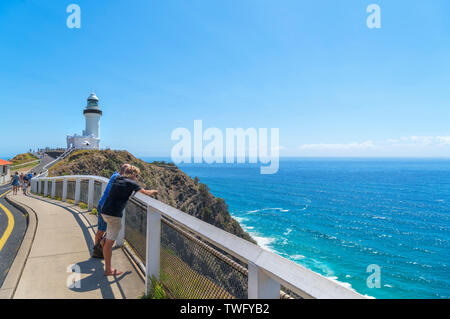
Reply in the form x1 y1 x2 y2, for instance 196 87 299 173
291 254 305 260
233 216 248 224
251 235 276 252
326 276 375 298
283 228 292 236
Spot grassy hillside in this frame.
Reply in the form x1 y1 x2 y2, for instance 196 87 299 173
9 153 38 166
48 150 255 243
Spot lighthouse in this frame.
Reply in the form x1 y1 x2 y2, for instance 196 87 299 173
83 92 102 139
66 92 103 150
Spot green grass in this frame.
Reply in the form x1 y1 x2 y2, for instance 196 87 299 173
78 202 88 210
90 207 98 215
141 277 169 299
10 161 39 171
9 153 39 166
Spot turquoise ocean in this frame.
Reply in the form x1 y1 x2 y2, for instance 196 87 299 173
142 157 450 299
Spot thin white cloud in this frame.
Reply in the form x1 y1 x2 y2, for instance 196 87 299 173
299 140 375 151
401 136 434 145
298 136 450 154
436 136 450 145
392 136 450 146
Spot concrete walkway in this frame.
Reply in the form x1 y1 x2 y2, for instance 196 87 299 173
5 192 144 299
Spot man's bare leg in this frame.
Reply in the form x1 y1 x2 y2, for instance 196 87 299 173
94 230 105 246
103 238 123 276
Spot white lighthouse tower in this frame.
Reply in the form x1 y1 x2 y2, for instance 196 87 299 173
83 93 102 139
66 92 103 150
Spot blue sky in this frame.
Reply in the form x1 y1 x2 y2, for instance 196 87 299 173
0 0 449 158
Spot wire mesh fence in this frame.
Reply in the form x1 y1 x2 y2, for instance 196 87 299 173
39 181 44 195
124 198 147 260
160 219 248 299
93 181 102 208
55 180 63 199
280 286 302 299
124 198 248 299
79 180 89 204
67 180 76 200
48 181 54 196
120 197 304 299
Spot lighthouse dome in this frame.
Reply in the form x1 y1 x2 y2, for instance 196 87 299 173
87 92 99 102
86 92 100 110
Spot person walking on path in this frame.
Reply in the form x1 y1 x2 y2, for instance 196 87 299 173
91 163 130 258
27 172 33 189
23 174 29 187
10 172 20 195
101 165 158 276
22 178 28 195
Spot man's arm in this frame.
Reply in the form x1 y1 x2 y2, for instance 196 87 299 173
138 189 158 196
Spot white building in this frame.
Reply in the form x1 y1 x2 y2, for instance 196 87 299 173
67 93 103 149
0 159 11 185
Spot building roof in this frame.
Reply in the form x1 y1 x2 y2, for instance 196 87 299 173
0 159 12 166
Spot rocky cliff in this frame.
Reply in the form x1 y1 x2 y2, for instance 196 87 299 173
48 150 255 243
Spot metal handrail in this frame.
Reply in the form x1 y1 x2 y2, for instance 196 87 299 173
36 147 75 178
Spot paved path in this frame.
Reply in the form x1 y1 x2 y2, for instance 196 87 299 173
0 152 58 288
0 185 27 288
29 153 57 175
5 192 144 299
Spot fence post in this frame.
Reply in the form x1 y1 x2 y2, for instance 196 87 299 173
145 206 161 295
37 180 41 194
248 262 280 299
51 180 56 199
87 179 94 211
44 180 49 197
74 178 81 204
62 179 68 202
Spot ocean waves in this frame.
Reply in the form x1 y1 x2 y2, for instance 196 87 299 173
180 158 450 299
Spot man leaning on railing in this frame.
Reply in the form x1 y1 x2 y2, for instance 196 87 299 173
99 165 158 276
91 163 130 259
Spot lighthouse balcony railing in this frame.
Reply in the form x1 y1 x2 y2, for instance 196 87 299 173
30 175 365 299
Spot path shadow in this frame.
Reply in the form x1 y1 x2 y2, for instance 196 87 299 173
68 258 131 299
29 195 132 299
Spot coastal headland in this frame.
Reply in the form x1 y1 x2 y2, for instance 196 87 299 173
47 149 255 244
